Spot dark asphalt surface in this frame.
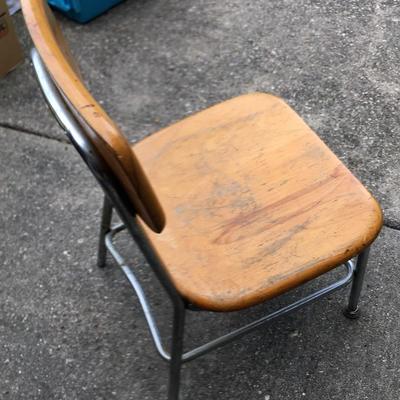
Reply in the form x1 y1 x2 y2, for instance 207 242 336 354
1 1 400 399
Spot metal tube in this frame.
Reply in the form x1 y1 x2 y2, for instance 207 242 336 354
168 303 186 400
182 260 354 363
344 246 370 319
105 231 171 362
30 48 89 150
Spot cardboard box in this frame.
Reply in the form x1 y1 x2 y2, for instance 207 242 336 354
0 0 23 78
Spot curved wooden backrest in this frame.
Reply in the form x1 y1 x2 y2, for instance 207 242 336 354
21 0 165 233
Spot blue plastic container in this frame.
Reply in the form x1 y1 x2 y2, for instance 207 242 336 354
48 0 125 23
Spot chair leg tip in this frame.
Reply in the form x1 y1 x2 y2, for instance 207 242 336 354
343 307 360 320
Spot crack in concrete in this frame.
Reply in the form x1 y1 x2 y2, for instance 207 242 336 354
382 220 400 231
0 123 69 144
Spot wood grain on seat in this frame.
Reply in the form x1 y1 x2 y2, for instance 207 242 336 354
134 93 383 311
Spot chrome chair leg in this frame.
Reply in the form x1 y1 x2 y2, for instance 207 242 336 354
344 246 370 319
168 304 186 400
97 196 113 268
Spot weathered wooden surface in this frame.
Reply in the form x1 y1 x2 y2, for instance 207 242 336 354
136 93 383 311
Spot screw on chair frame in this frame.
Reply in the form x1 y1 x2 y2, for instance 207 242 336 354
31 47 371 400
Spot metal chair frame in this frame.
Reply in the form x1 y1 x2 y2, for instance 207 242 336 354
31 47 371 400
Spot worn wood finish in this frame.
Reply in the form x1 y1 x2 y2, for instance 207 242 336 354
134 93 383 311
21 0 165 233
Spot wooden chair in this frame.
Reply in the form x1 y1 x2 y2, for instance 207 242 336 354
22 1 383 398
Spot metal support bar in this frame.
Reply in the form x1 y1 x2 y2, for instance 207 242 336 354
105 223 355 365
182 260 354 362
344 246 370 319
168 303 186 400
105 227 171 362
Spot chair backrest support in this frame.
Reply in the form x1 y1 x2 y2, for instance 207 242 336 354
22 0 165 233
31 46 183 306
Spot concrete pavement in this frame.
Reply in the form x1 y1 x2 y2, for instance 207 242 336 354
1 1 400 398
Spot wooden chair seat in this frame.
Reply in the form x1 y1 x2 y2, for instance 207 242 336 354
134 92 382 312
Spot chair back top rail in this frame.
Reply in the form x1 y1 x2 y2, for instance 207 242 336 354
21 0 165 233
